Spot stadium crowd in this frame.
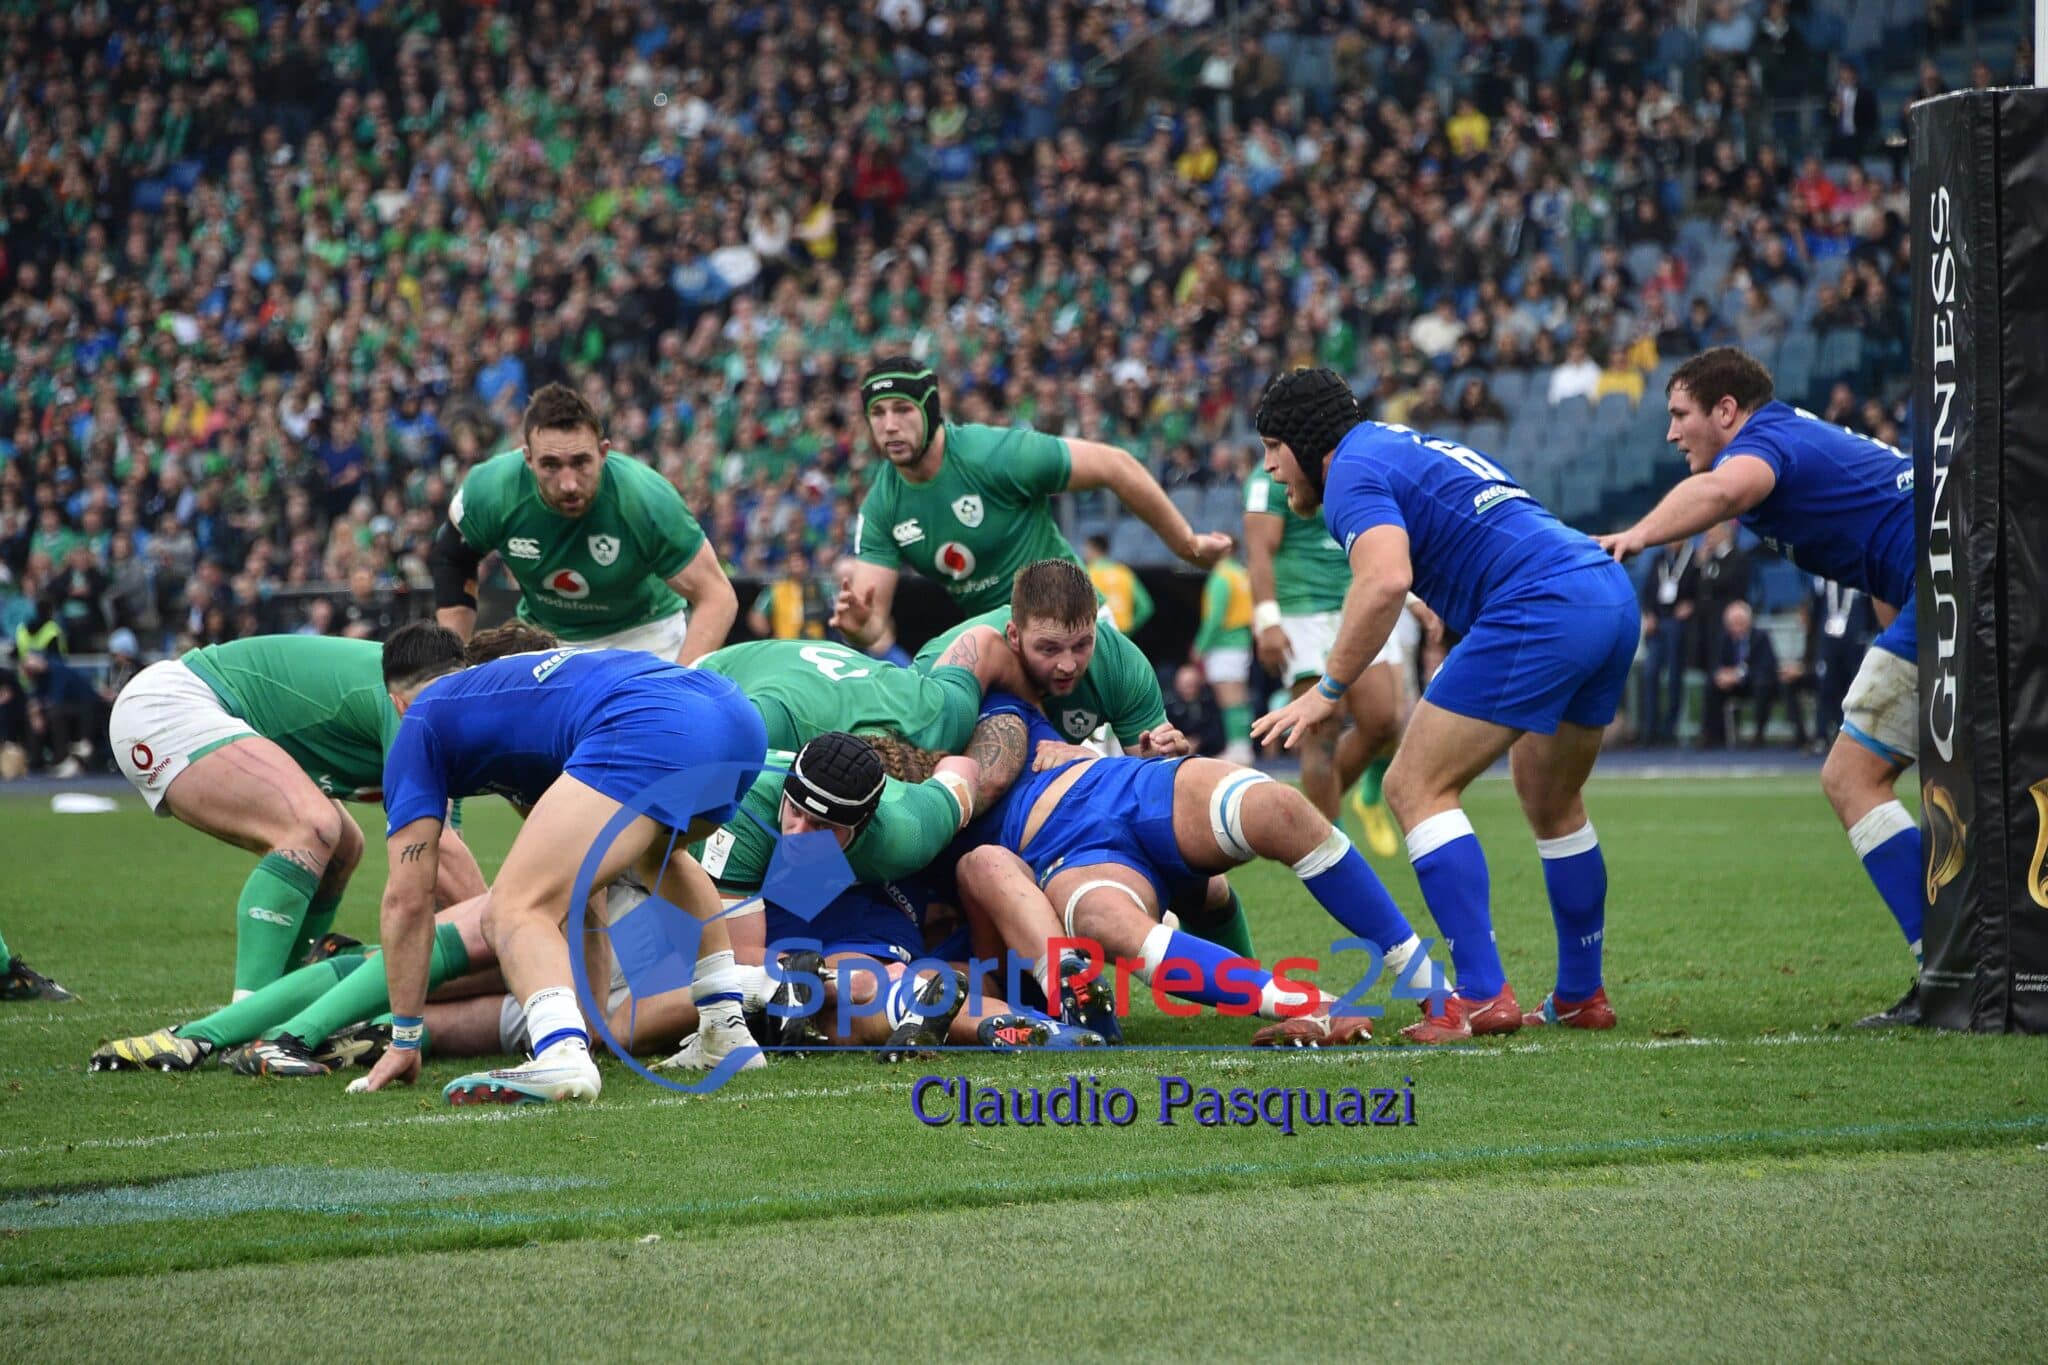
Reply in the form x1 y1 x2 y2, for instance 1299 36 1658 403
0 0 2025 775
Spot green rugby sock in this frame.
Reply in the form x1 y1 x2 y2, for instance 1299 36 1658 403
177 957 361 1048
1179 885 1257 959
1357 755 1390 806
274 922 471 1046
293 895 344 965
234 854 322 996
0 923 13 964
1222 704 1251 745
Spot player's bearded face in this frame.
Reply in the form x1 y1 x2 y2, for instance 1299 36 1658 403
527 430 606 517
1665 385 1725 475
1012 619 1097 695
1262 437 1317 514
867 398 926 466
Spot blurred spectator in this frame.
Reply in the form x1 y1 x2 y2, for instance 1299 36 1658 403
1801 576 1880 750
1164 664 1225 758
1695 521 1754 688
1637 537 1700 746
1548 340 1602 406
1593 347 1646 407
296 598 337 638
338 567 397 642
1707 600 1782 749
1085 534 1154 635
1827 61 1879 160
1455 379 1507 425
748 550 832 641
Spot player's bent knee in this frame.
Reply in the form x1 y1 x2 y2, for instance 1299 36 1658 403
1208 769 1275 862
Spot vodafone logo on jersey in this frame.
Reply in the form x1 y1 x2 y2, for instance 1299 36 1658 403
546 568 592 599
936 542 977 580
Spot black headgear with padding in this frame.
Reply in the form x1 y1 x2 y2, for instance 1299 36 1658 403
860 356 942 456
784 731 887 833
1253 367 1360 498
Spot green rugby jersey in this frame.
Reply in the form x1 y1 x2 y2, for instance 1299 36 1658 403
451 449 707 640
915 606 1168 745
181 635 397 799
695 640 982 755
854 422 1082 614
1243 466 1348 615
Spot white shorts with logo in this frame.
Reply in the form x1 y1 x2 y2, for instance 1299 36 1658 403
109 659 257 814
1841 643 1919 765
1205 647 1250 685
575 609 690 660
1282 609 1408 683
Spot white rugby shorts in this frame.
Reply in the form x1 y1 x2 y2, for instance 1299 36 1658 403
109 660 257 814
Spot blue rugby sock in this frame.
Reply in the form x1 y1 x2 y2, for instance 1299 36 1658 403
1135 924 1312 1017
1291 827 1416 949
1849 802 1925 963
1407 811 1506 999
1537 824 1607 1000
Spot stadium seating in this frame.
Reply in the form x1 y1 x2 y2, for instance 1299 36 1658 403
0 0 1962 771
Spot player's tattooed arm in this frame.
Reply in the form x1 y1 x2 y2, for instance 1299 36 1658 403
965 711 1029 812
935 625 1026 696
398 841 430 863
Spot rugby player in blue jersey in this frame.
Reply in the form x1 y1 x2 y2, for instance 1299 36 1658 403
351 623 768 1103
1251 367 1639 1042
1599 347 1924 1026
952 687 1444 1045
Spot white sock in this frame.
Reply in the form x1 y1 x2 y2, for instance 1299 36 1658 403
522 986 587 1057
1138 923 1174 979
1257 977 1317 1020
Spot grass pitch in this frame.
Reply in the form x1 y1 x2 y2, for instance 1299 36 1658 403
3 776 2044 1360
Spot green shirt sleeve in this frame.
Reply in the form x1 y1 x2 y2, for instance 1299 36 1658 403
850 777 962 882
853 482 900 569
1100 628 1169 744
620 458 706 580
987 425 1073 502
449 460 503 553
751 585 775 619
1130 573 1155 633
1193 571 1231 654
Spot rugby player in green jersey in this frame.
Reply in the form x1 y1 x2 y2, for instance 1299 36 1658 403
1243 463 1412 858
830 356 1231 649
429 383 736 664
694 630 1023 759
916 559 1186 754
106 633 486 1004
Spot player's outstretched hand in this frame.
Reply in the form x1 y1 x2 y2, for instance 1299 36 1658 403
1255 624 1291 675
830 573 875 633
1250 688 1339 752
348 1045 422 1094
1031 739 1098 772
1595 528 1646 562
1182 531 1233 568
1135 724 1191 758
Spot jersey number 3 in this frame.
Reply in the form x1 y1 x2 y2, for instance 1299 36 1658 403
800 644 872 682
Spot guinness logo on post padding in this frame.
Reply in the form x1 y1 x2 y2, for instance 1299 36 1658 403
2027 777 2048 912
1924 782 1967 905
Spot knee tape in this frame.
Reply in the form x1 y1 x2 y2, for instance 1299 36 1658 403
1062 878 1150 937
1209 769 1275 863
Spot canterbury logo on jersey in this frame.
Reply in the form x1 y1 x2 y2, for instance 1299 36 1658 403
893 520 925 546
506 537 542 559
